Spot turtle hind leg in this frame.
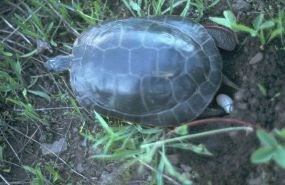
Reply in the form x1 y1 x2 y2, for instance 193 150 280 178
206 25 237 51
44 55 72 72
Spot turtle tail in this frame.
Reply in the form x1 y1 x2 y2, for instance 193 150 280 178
44 55 72 72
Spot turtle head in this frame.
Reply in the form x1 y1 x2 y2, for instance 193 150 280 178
44 55 72 72
205 25 237 51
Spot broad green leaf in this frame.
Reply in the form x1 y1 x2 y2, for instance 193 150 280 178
260 20 275 29
256 130 278 147
274 128 285 140
252 14 264 30
223 10 237 24
209 17 231 28
232 23 256 36
250 146 274 163
268 28 283 42
273 146 285 168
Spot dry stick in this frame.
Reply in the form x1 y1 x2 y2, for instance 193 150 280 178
0 174 11 185
44 0 80 37
1 17 32 45
1 6 42 43
0 130 21 163
18 126 40 154
168 117 262 136
13 106 84 112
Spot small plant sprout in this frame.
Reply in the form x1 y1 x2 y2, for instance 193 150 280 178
216 94 234 113
251 129 285 169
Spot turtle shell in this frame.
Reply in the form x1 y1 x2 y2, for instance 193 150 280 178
70 16 222 126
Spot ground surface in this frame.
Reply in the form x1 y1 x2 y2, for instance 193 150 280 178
1 0 285 185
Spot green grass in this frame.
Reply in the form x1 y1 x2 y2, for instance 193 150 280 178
122 0 220 20
210 9 285 46
1 0 284 184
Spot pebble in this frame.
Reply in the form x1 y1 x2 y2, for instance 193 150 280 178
234 89 246 101
232 0 251 12
249 52 263 65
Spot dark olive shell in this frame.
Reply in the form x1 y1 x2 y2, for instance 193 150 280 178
70 16 222 126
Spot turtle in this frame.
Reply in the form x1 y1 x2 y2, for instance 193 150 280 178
45 16 236 127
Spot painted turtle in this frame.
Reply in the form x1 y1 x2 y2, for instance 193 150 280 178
45 16 236 126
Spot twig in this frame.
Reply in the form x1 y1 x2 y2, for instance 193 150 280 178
0 130 21 163
1 6 42 43
44 0 80 37
0 174 11 185
13 106 83 112
1 17 32 45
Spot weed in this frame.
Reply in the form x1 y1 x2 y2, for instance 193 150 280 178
23 164 63 185
210 10 285 46
122 0 219 20
251 129 285 169
81 112 251 185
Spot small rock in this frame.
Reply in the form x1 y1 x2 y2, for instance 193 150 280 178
81 138 87 147
232 0 251 12
234 89 247 101
99 170 120 185
40 138 67 155
180 164 192 172
72 127 78 133
249 52 263 65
